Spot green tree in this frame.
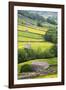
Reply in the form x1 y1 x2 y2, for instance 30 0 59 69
44 28 57 43
37 22 43 27
20 64 33 72
47 17 57 25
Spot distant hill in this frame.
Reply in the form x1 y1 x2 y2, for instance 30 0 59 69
18 10 57 26
28 11 57 18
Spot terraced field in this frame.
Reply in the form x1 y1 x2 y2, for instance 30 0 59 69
18 15 48 43
18 31 43 39
18 24 47 42
18 24 54 51
18 25 47 34
17 22 52 49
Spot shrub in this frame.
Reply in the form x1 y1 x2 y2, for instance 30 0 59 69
50 44 57 57
18 49 25 63
47 17 57 25
18 48 36 63
44 28 57 44
24 48 36 60
37 22 43 27
20 64 33 72
42 45 57 58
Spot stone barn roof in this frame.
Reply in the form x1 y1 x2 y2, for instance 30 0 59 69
32 62 49 72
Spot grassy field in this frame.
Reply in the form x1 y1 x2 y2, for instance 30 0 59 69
18 37 43 41
18 24 47 43
18 42 54 51
18 31 43 39
18 25 47 35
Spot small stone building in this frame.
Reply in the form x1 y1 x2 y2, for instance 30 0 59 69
24 44 31 49
32 62 49 72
